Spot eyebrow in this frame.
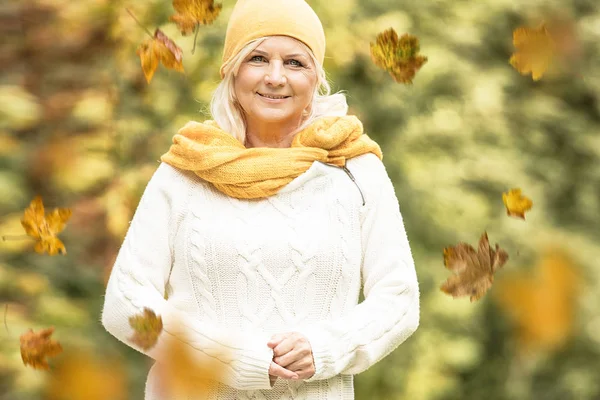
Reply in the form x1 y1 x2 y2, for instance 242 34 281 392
252 49 309 59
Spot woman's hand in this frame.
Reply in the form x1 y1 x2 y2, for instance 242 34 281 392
268 361 298 386
267 332 316 380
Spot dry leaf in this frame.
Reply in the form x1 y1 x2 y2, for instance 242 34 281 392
502 188 533 220
370 28 428 84
170 0 222 35
509 24 555 81
136 29 185 84
20 327 63 370
440 232 509 302
128 308 163 351
494 248 581 354
20 196 72 255
155 319 228 397
45 349 127 400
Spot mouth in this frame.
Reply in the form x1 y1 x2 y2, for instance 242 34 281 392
257 93 291 100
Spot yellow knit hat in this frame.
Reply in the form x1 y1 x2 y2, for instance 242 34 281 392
220 0 326 79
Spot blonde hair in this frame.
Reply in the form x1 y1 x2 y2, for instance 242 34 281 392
209 37 348 144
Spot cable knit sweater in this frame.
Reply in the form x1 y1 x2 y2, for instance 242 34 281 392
101 152 420 400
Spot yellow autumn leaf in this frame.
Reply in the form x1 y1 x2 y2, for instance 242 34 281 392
128 308 163 351
493 248 581 355
154 318 228 397
170 0 222 35
502 188 533 220
136 29 185 84
370 28 428 84
20 196 72 256
20 327 63 370
45 349 127 400
509 24 555 81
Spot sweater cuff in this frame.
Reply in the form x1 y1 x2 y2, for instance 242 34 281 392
301 327 335 383
231 336 274 390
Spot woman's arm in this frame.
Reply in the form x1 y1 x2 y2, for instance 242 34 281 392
301 154 420 382
101 163 274 390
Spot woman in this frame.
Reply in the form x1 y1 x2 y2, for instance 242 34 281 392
101 0 420 398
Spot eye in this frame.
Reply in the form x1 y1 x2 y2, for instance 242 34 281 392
288 59 304 67
250 55 265 62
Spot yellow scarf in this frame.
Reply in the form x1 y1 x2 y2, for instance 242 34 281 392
160 115 383 199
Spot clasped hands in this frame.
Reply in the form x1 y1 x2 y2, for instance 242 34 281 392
267 332 315 385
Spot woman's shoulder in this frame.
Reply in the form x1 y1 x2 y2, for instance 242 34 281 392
154 162 195 182
345 152 387 182
151 162 207 193
344 152 392 203
346 152 384 169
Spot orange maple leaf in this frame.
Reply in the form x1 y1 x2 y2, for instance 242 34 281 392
45 349 127 400
493 248 581 354
502 188 533 220
136 29 185 83
20 327 63 370
128 308 163 351
169 0 222 35
370 28 428 84
440 232 509 302
20 196 72 255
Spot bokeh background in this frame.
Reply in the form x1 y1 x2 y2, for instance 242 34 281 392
1 0 599 398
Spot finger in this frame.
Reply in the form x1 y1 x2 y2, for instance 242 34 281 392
272 338 297 357
267 333 289 348
273 348 303 368
269 361 298 380
284 357 311 372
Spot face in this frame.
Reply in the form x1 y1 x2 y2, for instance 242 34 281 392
234 36 318 127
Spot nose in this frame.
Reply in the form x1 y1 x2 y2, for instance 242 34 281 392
264 61 286 86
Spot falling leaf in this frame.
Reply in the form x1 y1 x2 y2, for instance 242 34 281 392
494 248 581 355
20 196 72 256
440 232 509 302
509 23 555 81
136 29 185 83
128 308 163 351
45 349 127 400
502 188 533 220
154 319 228 397
370 28 428 84
20 327 63 370
169 0 222 35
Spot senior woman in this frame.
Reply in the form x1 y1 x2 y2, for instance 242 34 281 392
101 0 420 398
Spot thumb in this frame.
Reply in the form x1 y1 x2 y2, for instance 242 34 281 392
269 361 298 380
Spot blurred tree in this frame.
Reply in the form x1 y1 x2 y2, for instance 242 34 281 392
1 0 599 399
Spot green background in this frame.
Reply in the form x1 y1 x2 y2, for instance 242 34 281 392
1 0 599 398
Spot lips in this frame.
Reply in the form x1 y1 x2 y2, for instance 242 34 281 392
258 93 290 99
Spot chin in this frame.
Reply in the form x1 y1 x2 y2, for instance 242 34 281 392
255 111 295 122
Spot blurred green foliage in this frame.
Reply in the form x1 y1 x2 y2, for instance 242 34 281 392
1 0 599 398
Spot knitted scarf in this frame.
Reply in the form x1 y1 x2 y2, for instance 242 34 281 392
160 115 383 199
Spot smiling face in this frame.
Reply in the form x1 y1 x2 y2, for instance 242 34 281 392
233 36 318 129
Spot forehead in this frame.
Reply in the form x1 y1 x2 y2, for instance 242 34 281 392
254 36 311 57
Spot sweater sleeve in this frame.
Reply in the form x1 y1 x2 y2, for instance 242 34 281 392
301 155 420 382
101 163 274 391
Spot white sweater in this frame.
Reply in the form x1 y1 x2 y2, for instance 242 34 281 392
101 152 420 400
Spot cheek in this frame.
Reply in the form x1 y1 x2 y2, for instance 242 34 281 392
235 71 260 95
290 78 315 98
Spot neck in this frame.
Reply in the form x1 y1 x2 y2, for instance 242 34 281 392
244 118 303 149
